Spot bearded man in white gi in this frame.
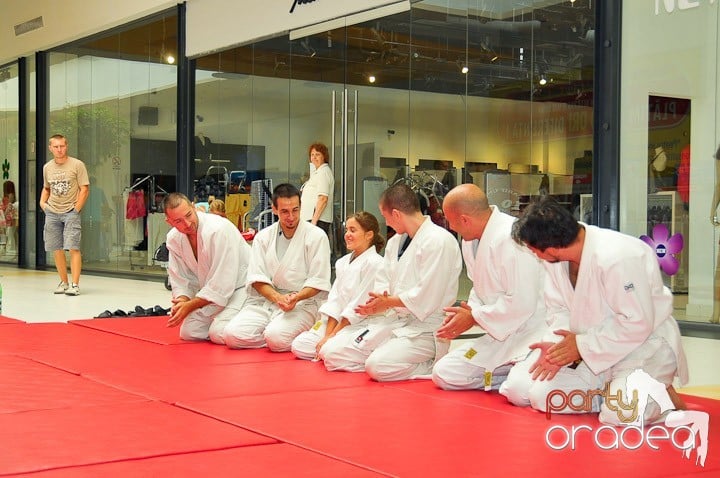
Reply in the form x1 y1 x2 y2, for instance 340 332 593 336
223 183 331 352
499 196 688 425
346 183 462 381
164 192 251 343
432 184 547 391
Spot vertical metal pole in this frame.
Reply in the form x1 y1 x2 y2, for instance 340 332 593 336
593 0 621 229
342 89 348 219
331 91 336 174
35 51 48 269
352 89 358 214
17 57 27 268
176 4 194 196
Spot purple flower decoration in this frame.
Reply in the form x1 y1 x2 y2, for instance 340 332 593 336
640 224 684 276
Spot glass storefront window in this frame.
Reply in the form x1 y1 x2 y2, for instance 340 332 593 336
0 63 20 264
193 1 594 297
47 11 178 277
622 1 719 325
194 0 595 223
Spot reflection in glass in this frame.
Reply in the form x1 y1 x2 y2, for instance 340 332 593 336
0 63 20 263
192 0 595 269
647 95 690 295
48 11 178 276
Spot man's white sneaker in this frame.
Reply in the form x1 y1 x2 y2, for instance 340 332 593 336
54 282 69 294
65 284 80 296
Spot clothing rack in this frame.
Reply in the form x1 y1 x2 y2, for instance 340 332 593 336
128 175 168 213
392 170 448 229
124 175 169 270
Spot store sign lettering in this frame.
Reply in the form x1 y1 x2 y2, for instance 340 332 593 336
655 0 715 15
498 108 593 143
290 0 317 13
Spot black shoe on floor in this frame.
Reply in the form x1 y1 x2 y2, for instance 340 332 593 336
153 305 168 316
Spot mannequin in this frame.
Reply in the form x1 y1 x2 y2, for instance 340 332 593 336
1 180 17 255
711 145 720 323
649 146 669 192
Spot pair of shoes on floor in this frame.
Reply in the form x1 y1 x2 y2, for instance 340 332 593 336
94 309 129 318
94 305 169 319
129 305 154 317
129 305 170 317
54 282 80 296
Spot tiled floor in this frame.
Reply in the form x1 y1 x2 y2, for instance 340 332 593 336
2 264 718 397
0 265 171 324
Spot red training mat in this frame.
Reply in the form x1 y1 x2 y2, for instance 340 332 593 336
83 358 372 403
0 400 276 475
180 385 720 477
70 316 193 345
1 323 293 377
0 322 174 375
0 314 23 324
0 355 146 414
0 444 387 478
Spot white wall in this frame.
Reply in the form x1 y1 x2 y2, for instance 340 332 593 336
0 0 177 66
621 1 719 317
186 0 406 58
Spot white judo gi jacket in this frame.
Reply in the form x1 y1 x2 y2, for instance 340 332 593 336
462 207 547 371
543 224 688 384
166 212 251 310
320 247 387 324
246 220 331 297
385 216 462 336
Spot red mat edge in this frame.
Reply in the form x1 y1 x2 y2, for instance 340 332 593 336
68 317 196 346
0 315 24 324
75 373 166 403
0 442 285 477
174 401 397 477
0 442 393 478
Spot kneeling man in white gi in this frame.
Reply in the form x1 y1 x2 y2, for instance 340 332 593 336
343 183 462 381
224 183 331 352
164 192 251 343
499 196 688 425
432 184 547 391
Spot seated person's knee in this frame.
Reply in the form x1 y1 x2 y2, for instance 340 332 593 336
179 327 207 342
291 336 316 360
224 323 266 349
431 359 456 390
527 382 554 412
264 328 293 353
499 370 532 407
365 354 408 382
208 324 226 345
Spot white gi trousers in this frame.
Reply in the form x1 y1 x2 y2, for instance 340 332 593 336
181 304 235 343
291 319 327 360
320 320 401 373
224 296 320 352
432 339 515 391
499 334 678 425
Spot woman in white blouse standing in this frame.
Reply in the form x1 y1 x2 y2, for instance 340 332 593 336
300 143 334 234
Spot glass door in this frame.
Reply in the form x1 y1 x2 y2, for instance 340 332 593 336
289 8 412 255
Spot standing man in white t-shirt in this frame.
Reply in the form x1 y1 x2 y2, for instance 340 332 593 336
40 134 90 296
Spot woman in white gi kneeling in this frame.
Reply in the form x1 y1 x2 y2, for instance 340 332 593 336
291 211 385 362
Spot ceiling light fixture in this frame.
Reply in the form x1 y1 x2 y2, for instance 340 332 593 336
166 54 175 64
368 75 376 83
461 65 469 74
539 74 547 86
490 55 498 63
